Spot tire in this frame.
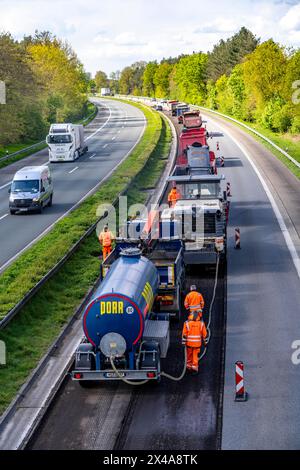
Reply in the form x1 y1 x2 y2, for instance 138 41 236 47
37 203 43 214
48 194 53 207
10 209 16 215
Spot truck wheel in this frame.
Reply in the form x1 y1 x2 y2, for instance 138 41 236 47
48 194 53 207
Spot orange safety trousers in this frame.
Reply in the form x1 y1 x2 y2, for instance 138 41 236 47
102 245 112 260
187 347 200 372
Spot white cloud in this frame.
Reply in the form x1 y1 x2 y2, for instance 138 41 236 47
280 4 300 30
0 0 299 75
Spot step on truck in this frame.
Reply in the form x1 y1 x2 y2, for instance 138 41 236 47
46 123 88 162
72 238 185 385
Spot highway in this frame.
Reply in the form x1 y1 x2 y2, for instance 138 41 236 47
6 104 300 450
0 98 145 272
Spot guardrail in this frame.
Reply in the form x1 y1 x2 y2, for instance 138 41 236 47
0 106 98 164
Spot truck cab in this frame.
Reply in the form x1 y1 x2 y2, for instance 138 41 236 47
46 123 88 162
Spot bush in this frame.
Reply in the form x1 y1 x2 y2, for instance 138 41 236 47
291 115 300 134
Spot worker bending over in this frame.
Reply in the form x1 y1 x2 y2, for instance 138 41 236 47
184 285 205 317
99 225 114 260
182 312 208 375
168 184 181 208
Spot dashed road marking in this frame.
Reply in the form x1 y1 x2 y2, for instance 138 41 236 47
68 166 79 174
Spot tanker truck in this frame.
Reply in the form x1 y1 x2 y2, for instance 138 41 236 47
72 247 183 385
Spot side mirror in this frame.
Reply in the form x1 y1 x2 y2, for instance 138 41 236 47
8 188 11 194
41 187 45 193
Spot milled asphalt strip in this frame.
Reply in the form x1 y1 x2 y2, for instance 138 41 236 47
0 107 147 450
208 116 300 280
0 105 113 275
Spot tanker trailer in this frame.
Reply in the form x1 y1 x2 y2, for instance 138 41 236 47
72 248 170 385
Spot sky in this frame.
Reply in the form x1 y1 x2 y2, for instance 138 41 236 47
0 0 299 76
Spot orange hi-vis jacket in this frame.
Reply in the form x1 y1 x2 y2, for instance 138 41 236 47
99 230 114 247
182 313 207 348
184 291 205 312
168 188 181 207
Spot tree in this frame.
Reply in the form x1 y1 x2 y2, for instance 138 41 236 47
173 53 208 104
207 27 259 81
94 70 108 91
153 62 173 98
142 62 158 97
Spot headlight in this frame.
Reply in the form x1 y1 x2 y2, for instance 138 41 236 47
9 194 14 202
32 197 39 202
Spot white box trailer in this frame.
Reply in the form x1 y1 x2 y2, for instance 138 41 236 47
101 88 111 96
46 123 88 162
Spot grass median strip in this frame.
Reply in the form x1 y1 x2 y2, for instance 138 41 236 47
0 102 171 415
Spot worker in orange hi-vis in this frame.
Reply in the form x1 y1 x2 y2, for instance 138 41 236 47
184 285 205 317
99 225 114 260
168 183 181 208
182 312 208 375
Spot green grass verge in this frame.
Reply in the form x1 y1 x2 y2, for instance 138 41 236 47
0 102 98 170
0 104 171 415
203 108 300 180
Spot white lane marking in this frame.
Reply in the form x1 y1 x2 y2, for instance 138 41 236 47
111 136 116 141
68 166 79 174
89 153 96 160
85 103 112 141
208 115 300 280
103 144 108 148
0 213 8 221
0 109 147 274
0 181 11 190
117 130 121 134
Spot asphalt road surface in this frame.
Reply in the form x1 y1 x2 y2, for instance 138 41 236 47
0 98 145 272
203 111 300 450
26 108 300 450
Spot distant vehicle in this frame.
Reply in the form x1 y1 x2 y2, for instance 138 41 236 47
155 104 163 111
167 100 179 116
9 166 53 215
182 110 202 128
101 87 111 96
176 104 190 123
46 123 88 162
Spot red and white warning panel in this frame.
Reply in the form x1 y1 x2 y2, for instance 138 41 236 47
235 361 247 401
235 228 241 249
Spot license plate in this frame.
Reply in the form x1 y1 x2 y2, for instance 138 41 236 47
19 208 28 212
104 372 126 378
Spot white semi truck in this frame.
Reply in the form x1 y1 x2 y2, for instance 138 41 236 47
100 88 111 96
46 123 88 162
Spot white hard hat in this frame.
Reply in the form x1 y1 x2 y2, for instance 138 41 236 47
190 285 197 291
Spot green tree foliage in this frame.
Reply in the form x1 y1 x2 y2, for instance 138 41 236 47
0 31 89 146
94 70 109 91
173 53 208 104
206 27 259 81
142 61 158 97
153 62 173 98
0 33 45 144
119 62 146 95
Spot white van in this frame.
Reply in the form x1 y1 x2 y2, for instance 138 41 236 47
9 166 53 214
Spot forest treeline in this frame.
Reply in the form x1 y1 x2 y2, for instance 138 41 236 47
0 31 90 145
95 27 300 134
